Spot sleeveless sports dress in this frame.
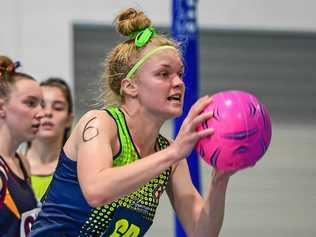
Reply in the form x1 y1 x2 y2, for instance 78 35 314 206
31 174 53 201
0 154 39 237
30 107 171 237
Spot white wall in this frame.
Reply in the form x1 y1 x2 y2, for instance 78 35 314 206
199 0 316 31
1 0 316 89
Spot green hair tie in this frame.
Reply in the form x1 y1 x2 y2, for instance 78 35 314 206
129 27 156 48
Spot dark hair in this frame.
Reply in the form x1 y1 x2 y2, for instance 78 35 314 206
41 77 73 145
0 55 35 99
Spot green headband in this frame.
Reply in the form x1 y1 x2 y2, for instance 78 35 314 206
126 45 176 80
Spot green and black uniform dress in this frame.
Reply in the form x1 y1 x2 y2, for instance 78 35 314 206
30 106 172 237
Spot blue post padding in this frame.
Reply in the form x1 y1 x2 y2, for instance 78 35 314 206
172 1 200 236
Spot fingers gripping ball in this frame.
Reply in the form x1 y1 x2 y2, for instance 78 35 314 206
196 90 272 171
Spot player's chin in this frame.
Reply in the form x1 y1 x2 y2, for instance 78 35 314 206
169 107 183 118
23 132 36 142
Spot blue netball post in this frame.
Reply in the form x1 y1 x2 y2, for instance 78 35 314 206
172 0 200 236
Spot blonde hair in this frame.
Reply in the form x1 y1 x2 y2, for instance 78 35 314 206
99 8 181 107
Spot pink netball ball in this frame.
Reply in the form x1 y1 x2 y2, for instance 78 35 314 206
196 90 272 171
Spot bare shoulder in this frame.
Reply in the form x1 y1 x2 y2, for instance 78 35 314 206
70 109 117 145
78 109 116 133
64 109 118 159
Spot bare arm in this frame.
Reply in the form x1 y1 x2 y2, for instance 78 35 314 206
71 96 213 207
167 160 204 236
167 160 232 237
74 111 176 207
195 170 231 237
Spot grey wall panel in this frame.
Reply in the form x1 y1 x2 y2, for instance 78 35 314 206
73 25 119 118
199 30 316 125
73 25 316 237
74 25 316 125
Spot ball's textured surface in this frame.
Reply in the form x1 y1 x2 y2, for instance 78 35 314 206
196 90 272 171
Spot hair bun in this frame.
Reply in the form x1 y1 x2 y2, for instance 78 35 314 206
0 56 15 80
115 8 151 37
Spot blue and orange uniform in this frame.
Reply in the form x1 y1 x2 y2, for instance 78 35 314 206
0 154 39 237
30 107 171 237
